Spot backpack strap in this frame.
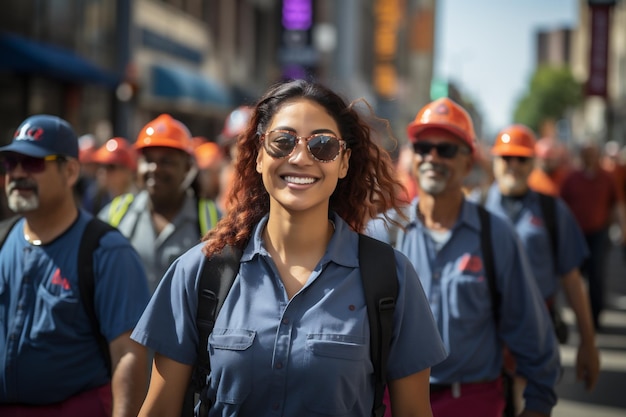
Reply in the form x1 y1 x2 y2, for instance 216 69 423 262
0 216 21 248
477 206 517 417
188 245 243 417
477 206 499 325
536 193 558 262
77 217 118 376
358 234 398 417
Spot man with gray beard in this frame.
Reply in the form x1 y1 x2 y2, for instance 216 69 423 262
367 98 559 417
0 115 150 417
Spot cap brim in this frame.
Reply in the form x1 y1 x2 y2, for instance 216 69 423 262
491 145 535 157
407 123 474 152
0 141 53 158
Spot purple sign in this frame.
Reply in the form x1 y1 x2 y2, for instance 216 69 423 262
282 0 312 30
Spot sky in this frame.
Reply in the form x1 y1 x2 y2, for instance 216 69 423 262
435 0 578 138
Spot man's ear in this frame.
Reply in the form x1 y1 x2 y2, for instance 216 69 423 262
65 158 82 187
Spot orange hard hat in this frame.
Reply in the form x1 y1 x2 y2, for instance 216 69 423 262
406 97 476 152
135 114 193 154
194 142 223 170
491 124 537 157
191 136 208 150
92 137 137 170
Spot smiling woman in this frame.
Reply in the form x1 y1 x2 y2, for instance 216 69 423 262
130 79 448 417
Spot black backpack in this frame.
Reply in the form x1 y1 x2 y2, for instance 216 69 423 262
184 234 399 417
0 215 116 375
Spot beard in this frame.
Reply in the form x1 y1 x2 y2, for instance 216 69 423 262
496 173 526 195
418 162 450 195
6 179 40 213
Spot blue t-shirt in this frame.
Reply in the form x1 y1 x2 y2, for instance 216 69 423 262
367 199 560 415
132 212 447 417
484 184 589 299
0 210 150 404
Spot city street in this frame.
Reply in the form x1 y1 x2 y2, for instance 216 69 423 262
553 240 626 416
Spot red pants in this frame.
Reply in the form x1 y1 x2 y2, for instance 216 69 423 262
430 379 505 417
0 383 112 417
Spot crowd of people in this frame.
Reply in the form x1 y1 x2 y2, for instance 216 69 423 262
0 78 624 417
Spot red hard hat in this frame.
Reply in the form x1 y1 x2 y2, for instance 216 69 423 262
220 106 253 142
78 134 97 164
535 137 561 160
406 97 476 152
92 137 137 170
491 124 537 157
135 114 193 155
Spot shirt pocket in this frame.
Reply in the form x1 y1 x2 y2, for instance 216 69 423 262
29 283 80 344
448 272 492 325
208 328 256 404
304 334 369 415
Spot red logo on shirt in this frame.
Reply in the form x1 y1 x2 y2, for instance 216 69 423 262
51 268 71 290
458 254 483 273
530 216 544 227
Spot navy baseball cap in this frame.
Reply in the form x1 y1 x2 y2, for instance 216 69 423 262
0 115 79 159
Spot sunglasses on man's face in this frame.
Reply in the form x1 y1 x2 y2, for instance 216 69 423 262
1 154 65 174
412 141 468 159
261 130 347 162
501 155 532 164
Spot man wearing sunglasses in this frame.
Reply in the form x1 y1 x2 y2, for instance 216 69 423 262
483 124 599 409
368 98 559 417
0 115 150 417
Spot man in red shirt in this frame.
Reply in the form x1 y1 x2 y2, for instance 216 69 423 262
560 142 626 330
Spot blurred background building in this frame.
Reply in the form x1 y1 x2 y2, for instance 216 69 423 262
534 0 626 146
0 0 442 151
1 0 624 149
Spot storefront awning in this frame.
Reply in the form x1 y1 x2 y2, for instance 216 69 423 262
0 32 120 88
151 63 232 107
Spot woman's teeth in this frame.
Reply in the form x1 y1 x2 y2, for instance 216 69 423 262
284 176 315 185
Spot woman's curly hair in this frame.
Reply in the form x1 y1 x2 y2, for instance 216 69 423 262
202 79 406 256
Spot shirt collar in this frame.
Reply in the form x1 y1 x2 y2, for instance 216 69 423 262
409 196 482 233
242 211 359 268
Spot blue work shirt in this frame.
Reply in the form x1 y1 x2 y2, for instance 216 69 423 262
0 210 150 404
484 184 589 299
367 199 560 415
132 212 447 417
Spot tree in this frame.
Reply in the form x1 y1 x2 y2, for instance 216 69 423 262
513 66 583 133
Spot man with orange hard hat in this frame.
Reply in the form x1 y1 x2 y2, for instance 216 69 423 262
89 137 138 208
484 124 599 407
99 114 220 292
368 98 559 417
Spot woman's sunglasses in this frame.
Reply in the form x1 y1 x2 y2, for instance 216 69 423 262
1 154 65 174
261 130 347 162
412 142 469 159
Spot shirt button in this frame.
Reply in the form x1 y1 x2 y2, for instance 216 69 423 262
9 334 17 341
282 318 289 325
433 272 440 280
275 362 283 369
